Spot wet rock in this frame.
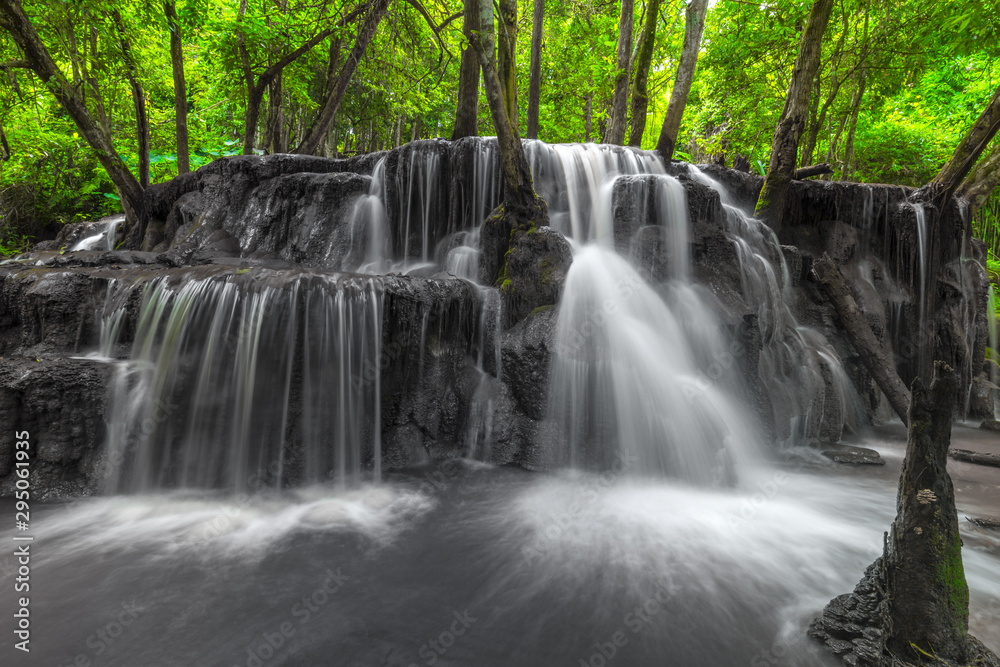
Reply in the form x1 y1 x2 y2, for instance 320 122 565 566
821 444 885 465
981 419 1000 432
501 306 558 420
497 227 572 329
0 357 111 498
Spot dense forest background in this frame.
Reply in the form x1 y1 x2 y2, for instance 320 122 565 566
0 0 998 272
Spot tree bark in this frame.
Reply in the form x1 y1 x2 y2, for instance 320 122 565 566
801 10 849 167
112 9 150 189
293 0 391 155
655 0 709 161
918 84 1000 207
266 71 286 153
0 0 145 221
885 362 969 662
839 66 866 180
497 0 518 129
584 93 593 142
793 162 833 179
812 254 911 425
468 0 547 283
603 0 634 145
754 0 835 231
627 0 660 147
525 0 544 140
164 0 189 174
452 0 481 139
957 141 1000 214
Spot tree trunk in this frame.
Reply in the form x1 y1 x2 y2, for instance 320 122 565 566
293 0 392 155
452 0 481 139
753 0 835 231
839 66 866 180
266 72 286 153
525 0 544 140
497 0 518 129
164 0 189 174
918 84 1000 207
84 15 111 142
793 162 833 179
112 9 150 189
468 0 547 284
584 93 593 142
655 0 709 161
0 0 145 224
603 0 634 145
627 0 660 147
801 12 848 167
812 254 910 424
885 362 969 662
957 141 1000 214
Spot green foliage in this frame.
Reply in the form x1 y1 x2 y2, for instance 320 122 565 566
0 0 999 252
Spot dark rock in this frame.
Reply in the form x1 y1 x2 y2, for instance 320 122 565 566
980 419 1000 432
0 357 111 498
501 306 558 420
821 444 885 465
498 227 572 329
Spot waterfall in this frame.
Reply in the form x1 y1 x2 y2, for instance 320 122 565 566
686 165 865 444
70 215 124 252
102 270 384 493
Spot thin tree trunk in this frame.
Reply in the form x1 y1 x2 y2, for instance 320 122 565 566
453 0 480 139
164 0 189 174
0 0 144 222
754 0 836 231
266 72 286 152
840 66 866 180
497 0 518 129
802 8 848 167
918 84 1000 207
655 0 709 161
957 141 1000 213
525 0 544 139
468 0 541 217
603 0 634 145
584 93 593 142
294 0 392 155
84 13 111 142
627 0 660 147
111 9 150 189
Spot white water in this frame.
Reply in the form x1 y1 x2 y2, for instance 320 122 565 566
70 215 124 251
102 270 384 493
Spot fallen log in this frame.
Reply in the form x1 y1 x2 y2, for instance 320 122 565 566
949 448 1000 468
811 254 911 425
793 162 833 179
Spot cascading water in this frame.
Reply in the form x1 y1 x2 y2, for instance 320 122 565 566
70 214 124 251
102 269 384 492
686 165 865 444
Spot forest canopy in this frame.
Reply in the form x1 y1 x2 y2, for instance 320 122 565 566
0 0 998 260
